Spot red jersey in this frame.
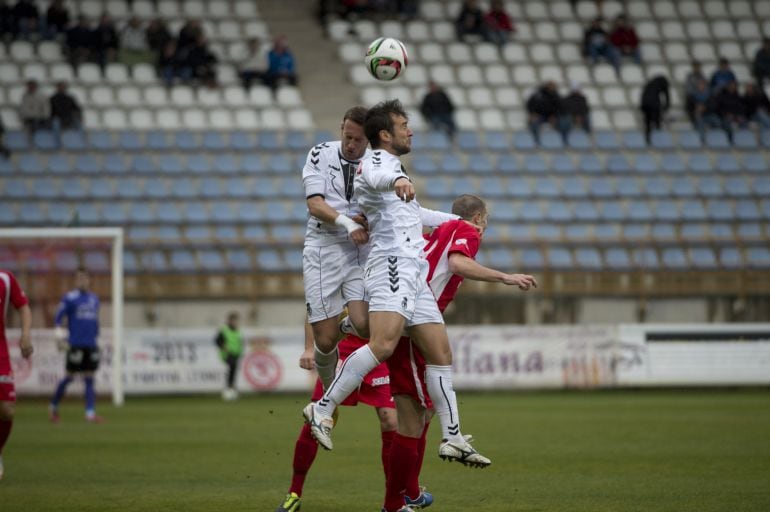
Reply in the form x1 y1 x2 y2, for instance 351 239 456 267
0 270 29 361
423 219 481 313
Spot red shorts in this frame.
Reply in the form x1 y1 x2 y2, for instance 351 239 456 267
311 335 394 409
0 358 16 402
386 336 432 410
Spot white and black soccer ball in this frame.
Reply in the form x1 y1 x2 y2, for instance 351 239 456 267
364 37 408 81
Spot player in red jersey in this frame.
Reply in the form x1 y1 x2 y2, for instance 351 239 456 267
382 195 537 511
0 270 33 480
276 322 397 512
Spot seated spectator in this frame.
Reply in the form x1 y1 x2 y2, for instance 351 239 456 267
146 17 172 56
484 0 514 47
420 81 456 138
710 57 737 94
264 35 298 92
713 80 746 143
186 35 218 87
0 1 16 40
684 60 706 123
639 75 670 144
689 77 713 138
526 81 569 144
44 0 69 39
609 14 641 64
120 17 153 65
65 15 94 70
742 82 770 129
0 116 10 159
93 14 119 71
19 80 50 136
178 19 203 51
753 38 770 88
12 0 39 39
562 82 591 133
583 17 620 76
238 38 267 92
455 0 490 43
157 40 190 87
50 81 82 131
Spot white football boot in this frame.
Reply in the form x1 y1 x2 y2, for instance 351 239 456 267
302 402 334 450
438 438 491 468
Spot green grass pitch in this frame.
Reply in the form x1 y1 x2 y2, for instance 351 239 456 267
2 390 769 511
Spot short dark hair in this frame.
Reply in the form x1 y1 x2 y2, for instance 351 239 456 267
451 194 487 220
364 99 408 148
227 311 239 322
342 105 367 127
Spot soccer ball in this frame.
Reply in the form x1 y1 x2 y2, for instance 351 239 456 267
365 37 408 81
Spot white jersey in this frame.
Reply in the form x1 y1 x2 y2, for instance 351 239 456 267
354 149 426 260
302 140 372 247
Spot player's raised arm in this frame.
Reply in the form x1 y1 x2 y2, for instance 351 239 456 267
419 207 459 228
448 253 537 290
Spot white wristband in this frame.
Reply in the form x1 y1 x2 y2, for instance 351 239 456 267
334 214 362 235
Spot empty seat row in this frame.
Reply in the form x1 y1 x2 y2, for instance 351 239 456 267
64 0 260 19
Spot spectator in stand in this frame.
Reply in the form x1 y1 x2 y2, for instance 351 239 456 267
753 38 770 88
158 40 190 87
420 80 456 138
609 14 641 64
0 1 16 40
50 81 82 131
455 0 490 43
562 81 591 133
12 0 39 39
583 17 620 76
710 57 737 94
65 15 94 70
527 81 569 144
19 80 50 136
44 0 69 39
178 19 203 51
145 17 172 57
187 35 218 87
684 60 707 123
238 38 267 92
93 14 119 72
264 35 298 92
742 82 770 129
120 16 152 65
0 117 10 159
639 75 670 144
689 77 713 138
484 0 515 47
713 80 746 143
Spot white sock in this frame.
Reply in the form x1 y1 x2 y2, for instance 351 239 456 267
314 344 339 391
316 344 380 417
425 365 463 443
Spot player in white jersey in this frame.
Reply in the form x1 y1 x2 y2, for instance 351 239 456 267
302 106 372 391
304 100 491 469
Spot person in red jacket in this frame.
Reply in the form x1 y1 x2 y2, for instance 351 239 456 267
484 0 515 47
609 14 641 64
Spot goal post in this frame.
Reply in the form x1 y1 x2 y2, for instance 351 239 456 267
0 227 125 406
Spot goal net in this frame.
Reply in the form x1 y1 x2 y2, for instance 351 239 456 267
0 227 125 406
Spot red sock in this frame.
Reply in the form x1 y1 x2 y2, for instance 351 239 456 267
405 422 430 500
380 430 395 479
384 433 419 512
289 423 319 496
0 419 12 455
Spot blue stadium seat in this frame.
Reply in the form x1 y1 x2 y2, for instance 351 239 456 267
128 226 154 242
655 200 680 222
621 131 646 150
34 179 59 200
482 224 504 242
145 130 171 150
671 177 696 197
268 154 292 174
509 225 531 241
122 251 138 273
286 131 310 150
681 200 707 221
47 154 72 174
573 201 599 221
170 250 197 271
271 225 301 243
450 177 474 196
632 248 659 267
704 130 730 149
103 154 126 174
131 154 155 173
156 203 183 223
439 153 464 174
251 177 274 198
487 248 515 270
706 200 734 221
547 247 573 267
605 248 630 269
0 203 17 224
61 130 86 150
725 177 751 197
225 177 252 198
199 178 222 198
710 223 733 239
467 153 494 173
575 248 602 269
159 154 184 174
533 178 560 198
746 247 770 268
737 223 762 239
157 225 181 242
533 224 561 240
494 154 519 173
567 131 591 150
5 131 29 151
719 247 743 268
518 201 543 221
242 225 267 241
714 153 739 173
426 132 451 151
489 199 517 221
184 226 211 241
540 131 564 149
551 154 574 173
174 131 197 150
62 179 87 199
203 131 226 151
587 177 613 198
743 152 766 173
506 177 532 198
633 153 657 173
622 224 648 240
513 132 536 151
483 131 509 151
651 223 676 238
85 251 110 272
735 200 760 221
198 250 224 271
214 225 239 241
4 179 28 199
285 249 302 270
0 157 12 174
521 248 544 268
660 153 685 173
595 131 619 150
263 201 287 222
210 202 237 223
697 177 723 197
643 177 670 197
239 153 262 173
662 248 688 268
47 203 73 224
689 248 717 268
172 180 198 199
187 153 213 173
562 177 587 198
412 154 437 174
599 201 624 221
650 130 674 149
523 155 547 174
33 131 57 150
257 250 283 271
75 204 101 224
457 131 480 151
607 154 631 173
229 131 254 151
226 249 251 271
102 203 127 224
680 223 707 240
238 202 264 222
677 130 702 149
85 178 111 199
118 131 143 150
185 203 209 222
88 131 114 150
258 131 281 150
19 154 44 174
733 130 758 149
290 203 307 223
116 178 142 199
139 251 168 271
564 224 590 240
479 177 507 198
214 154 239 174
616 177 642 197
760 199 770 220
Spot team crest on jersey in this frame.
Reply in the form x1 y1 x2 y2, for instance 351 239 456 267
306 302 312 316
454 238 468 246
401 297 408 310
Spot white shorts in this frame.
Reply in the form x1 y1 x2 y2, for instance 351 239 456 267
365 256 444 327
303 243 367 323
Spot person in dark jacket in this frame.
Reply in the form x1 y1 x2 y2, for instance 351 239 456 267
583 17 620 75
640 75 669 144
753 38 770 88
12 0 39 39
145 18 172 56
455 0 490 42
65 15 94 69
420 81 456 138
186 35 218 87
50 81 82 130
93 14 119 72
743 82 770 129
527 81 569 144
713 80 746 143
562 82 591 133
44 0 69 38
